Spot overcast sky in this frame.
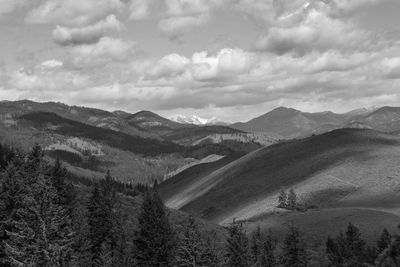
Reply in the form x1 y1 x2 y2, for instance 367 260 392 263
1 0 400 122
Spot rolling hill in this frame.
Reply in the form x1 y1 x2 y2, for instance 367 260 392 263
159 128 400 227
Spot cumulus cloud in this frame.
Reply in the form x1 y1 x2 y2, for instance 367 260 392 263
128 0 151 20
254 4 367 55
68 37 136 68
9 65 89 93
145 54 189 79
52 14 123 46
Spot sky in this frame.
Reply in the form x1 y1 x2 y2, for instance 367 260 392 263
1 0 400 122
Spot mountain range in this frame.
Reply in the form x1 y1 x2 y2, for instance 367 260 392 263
2 100 400 184
1 99 400 249
230 106 398 139
168 114 228 126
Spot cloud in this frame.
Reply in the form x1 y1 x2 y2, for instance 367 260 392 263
145 54 189 79
9 65 89 93
381 57 400 79
41 59 64 69
329 0 384 16
254 4 367 55
158 13 210 40
0 0 29 16
158 0 224 40
68 37 136 67
128 0 152 20
52 14 123 46
25 0 123 27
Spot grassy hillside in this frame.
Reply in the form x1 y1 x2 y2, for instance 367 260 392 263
159 129 400 225
159 152 245 201
243 208 400 249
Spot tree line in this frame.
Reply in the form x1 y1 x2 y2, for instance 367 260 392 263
0 144 400 266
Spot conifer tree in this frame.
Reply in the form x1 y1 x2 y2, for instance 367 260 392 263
87 170 120 265
259 230 276 267
87 185 107 263
278 189 288 209
175 215 208 266
287 189 297 210
326 223 368 266
345 223 366 264
280 224 308 267
202 233 222 267
225 221 249 267
2 146 73 266
376 225 400 266
250 225 262 265
134 189 176 266
377 228 392 254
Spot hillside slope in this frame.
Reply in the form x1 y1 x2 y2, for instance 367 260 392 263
160 129 400 224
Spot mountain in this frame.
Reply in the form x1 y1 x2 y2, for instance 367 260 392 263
230 107 353 139
0 100 248 184
159 128 400 243
169 114 228 126
0 99 154 138
229 106 387 139
347 106 400 133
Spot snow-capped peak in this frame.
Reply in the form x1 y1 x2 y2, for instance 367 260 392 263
168 115 225 125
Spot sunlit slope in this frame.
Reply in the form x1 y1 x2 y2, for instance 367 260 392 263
161 129 400 224
159 152 245 202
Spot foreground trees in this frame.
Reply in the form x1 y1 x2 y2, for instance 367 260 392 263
0 146 74 266
134 189 176 266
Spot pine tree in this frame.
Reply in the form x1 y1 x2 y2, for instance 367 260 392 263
50 158 75 209
287 189 297 210
0 162 24 267
202 233 222 267
326 235 344 266
134 189 176 266
175 215 208 266
280 224 308 267
326 223 368 266
377 228 391 254
225 221 249 267
376 225 400 266
259 230 276 267
87 184 113 264
2 146 73 266
278 189 288 209
87 171 120 265
250 225 262 265
345 223 366 264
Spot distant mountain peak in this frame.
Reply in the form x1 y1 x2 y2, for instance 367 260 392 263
168 114 227 126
